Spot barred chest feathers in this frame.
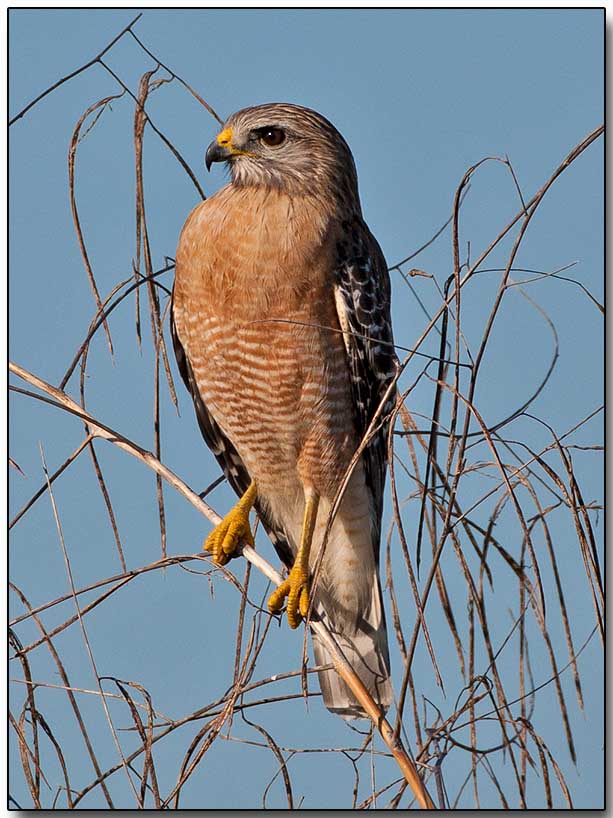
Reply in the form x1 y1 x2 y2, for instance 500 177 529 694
172 183 360 502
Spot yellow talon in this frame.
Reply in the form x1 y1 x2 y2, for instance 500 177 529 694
267 488 319 628
204 480 256 566
268 564 310 629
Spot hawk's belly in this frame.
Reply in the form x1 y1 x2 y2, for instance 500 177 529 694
192 312 377 617
186 310 357 500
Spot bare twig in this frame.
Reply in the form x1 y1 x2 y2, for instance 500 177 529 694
10 360 434 808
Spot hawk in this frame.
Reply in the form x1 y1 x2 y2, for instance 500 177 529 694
171 103 397 718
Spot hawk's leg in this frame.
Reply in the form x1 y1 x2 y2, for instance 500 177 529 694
205 480 257 566
268 488 320 629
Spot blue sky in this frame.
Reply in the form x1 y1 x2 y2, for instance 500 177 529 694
9 8 603 809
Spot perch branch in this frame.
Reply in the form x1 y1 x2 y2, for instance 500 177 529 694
9 359 435 810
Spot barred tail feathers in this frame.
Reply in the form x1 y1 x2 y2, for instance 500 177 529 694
311 576 392 720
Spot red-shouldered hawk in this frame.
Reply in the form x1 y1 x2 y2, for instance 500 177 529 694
171 103 397 718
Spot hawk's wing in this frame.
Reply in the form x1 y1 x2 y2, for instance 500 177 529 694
333 216 397 559
170 299 294 569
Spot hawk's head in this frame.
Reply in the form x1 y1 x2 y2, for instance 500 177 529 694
205 103 360 205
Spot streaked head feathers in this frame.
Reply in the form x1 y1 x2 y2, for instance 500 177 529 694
205 102 360 206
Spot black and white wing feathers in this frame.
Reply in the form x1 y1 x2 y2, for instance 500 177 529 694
333 216 397 559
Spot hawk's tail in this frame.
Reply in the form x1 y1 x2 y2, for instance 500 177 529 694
311 577 392 720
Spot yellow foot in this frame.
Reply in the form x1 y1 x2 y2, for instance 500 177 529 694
204 481 256 566
267 564 310 629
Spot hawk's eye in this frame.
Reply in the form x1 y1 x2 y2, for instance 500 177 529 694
259 127 286 147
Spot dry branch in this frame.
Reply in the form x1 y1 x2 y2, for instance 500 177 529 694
9 360 435 809
8 14 143 125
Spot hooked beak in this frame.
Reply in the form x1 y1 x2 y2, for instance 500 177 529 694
205 140 232 171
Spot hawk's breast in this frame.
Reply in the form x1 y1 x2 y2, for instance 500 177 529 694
173 185 358 500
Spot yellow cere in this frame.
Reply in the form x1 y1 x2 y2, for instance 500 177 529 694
217 128 233 147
